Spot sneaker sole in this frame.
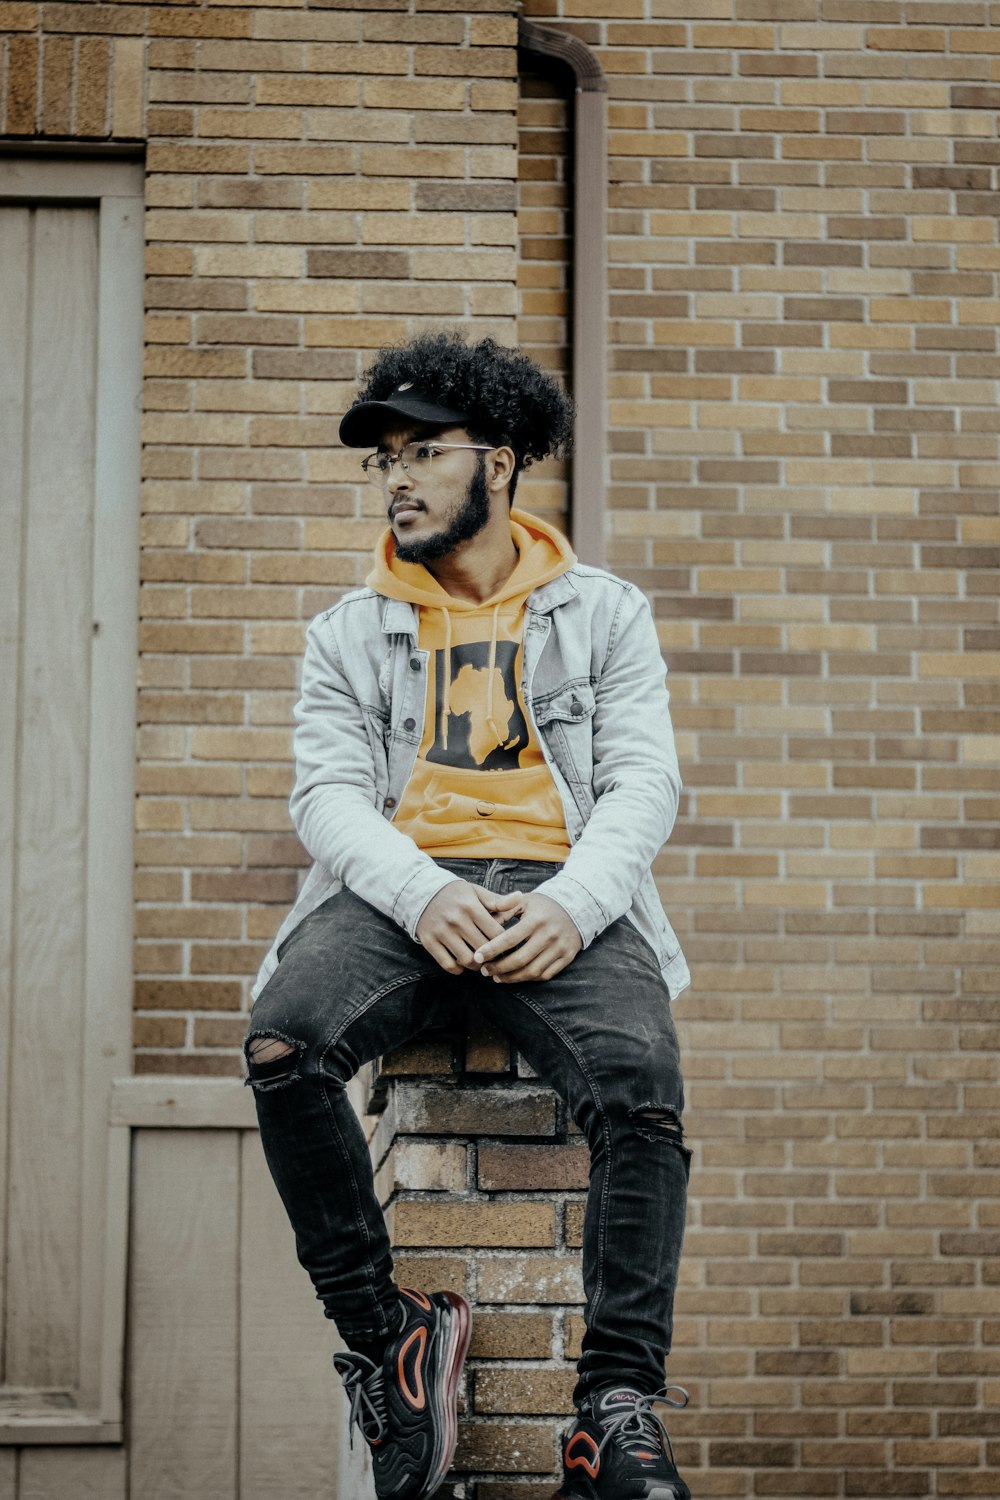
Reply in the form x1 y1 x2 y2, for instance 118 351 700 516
421 1290 472 1500
552 1480 689 1500
553 1488 687 1500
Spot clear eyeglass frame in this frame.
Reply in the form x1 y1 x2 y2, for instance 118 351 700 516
360 440 494 488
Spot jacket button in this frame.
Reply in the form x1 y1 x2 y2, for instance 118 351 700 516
571 699 584 717
384 797 396 809
403 717 416 731
409 658 420 671
476 801 496 817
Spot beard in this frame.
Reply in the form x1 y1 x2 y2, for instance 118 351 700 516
392 456 491 564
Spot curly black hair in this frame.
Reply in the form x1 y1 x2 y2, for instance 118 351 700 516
353 331 574 502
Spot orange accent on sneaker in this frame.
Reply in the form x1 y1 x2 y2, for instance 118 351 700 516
565 1431 601 1479
398 1325 427 1410
634 1450 656 1459
399 1286 432 1311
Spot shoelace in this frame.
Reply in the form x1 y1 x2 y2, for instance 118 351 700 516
333 1355 389 1451
592 1384 689 1471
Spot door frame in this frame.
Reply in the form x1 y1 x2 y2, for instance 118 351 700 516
0 155 143 1443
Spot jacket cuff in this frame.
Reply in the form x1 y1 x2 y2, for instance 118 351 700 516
392 863 463 941
532 873 609 950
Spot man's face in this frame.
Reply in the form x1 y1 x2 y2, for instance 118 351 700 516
379 424 492 565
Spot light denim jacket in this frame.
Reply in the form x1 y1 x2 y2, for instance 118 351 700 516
251 563 690 1003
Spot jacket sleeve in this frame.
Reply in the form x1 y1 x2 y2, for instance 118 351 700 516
532 586 681 947
288 612 459 937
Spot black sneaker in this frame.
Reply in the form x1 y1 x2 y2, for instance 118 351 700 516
333 1286 471 1500
553 1383 691 1500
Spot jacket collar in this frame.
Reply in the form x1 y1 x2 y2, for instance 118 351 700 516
525 571 578 614
380 597 419 639
378 570 579 636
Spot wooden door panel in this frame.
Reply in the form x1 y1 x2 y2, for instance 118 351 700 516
128 1130 240 1500
7 204 98 1388
0 158 142 1445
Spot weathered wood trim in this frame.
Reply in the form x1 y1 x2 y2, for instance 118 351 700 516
110 1077 260 1130
0 1118 129 1444
0 156 144 199
0 203 29 1419
128 1132 240 1497
0 157 142 1448
109 1074 373 1132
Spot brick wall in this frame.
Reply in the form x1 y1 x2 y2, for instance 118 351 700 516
4 2 998 1495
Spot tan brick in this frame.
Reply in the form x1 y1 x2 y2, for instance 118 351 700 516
255 77 358 108
393 1084 556 1138
190 944 265 975
474 1367 575 1416
135 980 243 1012
476 1256 584 1306
190 728 291 761
414 45 514 79
467 1313 554 1361
135 1053 241 1079
134 1016 187 1049
452 1421 555 1476
136 907 241 940
477 1146 589 1191
471 81 518 112
390 1203 554 1249
255 145 354 176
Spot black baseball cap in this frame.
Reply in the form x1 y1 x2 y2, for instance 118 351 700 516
339 382 469 448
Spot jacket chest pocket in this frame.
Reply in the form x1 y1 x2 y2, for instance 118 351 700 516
531 682 597 786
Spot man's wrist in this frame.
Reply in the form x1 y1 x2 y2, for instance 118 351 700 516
399 866 464 941
528 875 596 948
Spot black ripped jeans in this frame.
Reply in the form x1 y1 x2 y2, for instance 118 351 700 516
244 859 690 1407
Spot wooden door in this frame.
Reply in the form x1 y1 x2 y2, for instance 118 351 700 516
0 157 143 1443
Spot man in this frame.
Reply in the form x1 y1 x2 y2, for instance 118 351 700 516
243 332 692 1500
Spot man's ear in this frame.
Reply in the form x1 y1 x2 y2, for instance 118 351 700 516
489 445 516 490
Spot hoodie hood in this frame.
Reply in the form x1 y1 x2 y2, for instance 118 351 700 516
366 508 575 753
365 507 575 609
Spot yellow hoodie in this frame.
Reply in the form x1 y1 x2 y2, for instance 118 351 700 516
366 509 576 862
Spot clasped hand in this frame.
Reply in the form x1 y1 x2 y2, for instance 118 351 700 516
415 882 582 984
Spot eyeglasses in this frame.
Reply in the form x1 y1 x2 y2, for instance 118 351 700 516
360 440 494 489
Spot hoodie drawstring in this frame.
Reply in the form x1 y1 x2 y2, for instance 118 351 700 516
438 601 504 752
438 606 453 750
485 601 502 748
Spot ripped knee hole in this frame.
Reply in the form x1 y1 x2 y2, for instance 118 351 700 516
629 1104 688 1150
244 1031 305 1090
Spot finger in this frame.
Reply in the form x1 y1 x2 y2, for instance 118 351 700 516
494 950 572 984
441 932 480 970
423 936 465 976
471 884 507 913
465 900 506 944
484 931 550 977
426 919 484 972
472 918 531 966
488 890 525 915
535 952 575 982
490 933 577 984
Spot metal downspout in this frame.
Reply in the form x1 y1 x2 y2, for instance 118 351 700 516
517 19 608 568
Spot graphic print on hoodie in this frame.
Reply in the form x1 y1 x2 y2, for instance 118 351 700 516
365 509 576 862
